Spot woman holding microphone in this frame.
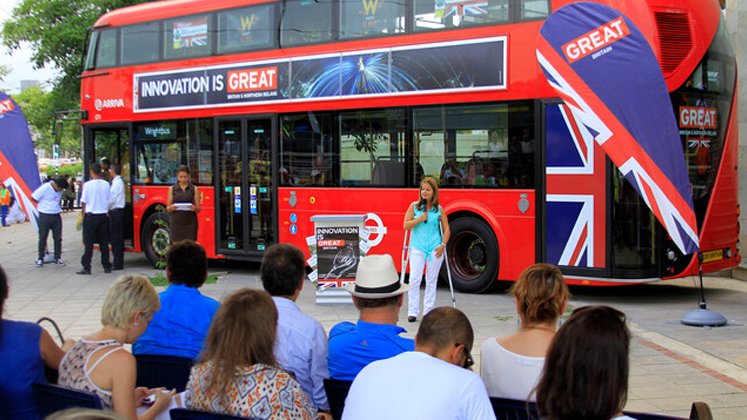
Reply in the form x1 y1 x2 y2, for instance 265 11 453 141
403 176 450 323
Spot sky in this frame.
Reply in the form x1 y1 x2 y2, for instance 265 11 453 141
0 0 61 93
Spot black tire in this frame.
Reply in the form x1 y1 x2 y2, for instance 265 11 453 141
443 217 499 293
142 212 171 268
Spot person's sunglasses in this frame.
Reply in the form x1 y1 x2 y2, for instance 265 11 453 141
457 343 474 369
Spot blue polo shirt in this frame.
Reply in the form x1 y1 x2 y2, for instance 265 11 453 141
327 320 414 381
133 284 219 359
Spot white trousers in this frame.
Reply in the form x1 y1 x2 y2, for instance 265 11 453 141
408 249 444 317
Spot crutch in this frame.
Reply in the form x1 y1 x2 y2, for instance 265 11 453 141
399 229 410 285
439 218 456 308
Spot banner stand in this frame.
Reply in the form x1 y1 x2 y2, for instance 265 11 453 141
308 214 369 305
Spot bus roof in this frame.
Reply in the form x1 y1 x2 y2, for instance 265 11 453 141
94 0 272 28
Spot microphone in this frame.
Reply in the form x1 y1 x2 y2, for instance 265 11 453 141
420 199 427 223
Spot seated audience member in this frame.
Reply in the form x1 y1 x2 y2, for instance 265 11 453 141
186 289 317 419
328 255 414 381
58 275 174 419
537 305 633 420
0 264 75 420
133 240 219 359
261 244 329 411
343 307 495 420
480 263 569 401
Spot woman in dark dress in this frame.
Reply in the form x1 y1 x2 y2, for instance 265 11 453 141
167 165 200 242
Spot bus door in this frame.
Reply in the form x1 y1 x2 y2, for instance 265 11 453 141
215 116 276 257
84 125 134 246
540 101 609 278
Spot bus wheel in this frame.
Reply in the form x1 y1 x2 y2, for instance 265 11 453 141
444 217 498 293
142 212 171 268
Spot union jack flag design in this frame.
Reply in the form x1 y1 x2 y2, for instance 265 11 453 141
537 3 699 255
545 103 606 268
0 92 41 229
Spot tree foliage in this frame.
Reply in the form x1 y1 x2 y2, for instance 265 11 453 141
1 0 149 110
13 86 81 156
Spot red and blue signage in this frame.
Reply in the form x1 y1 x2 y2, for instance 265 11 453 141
0 92 41 229
537 2 699 255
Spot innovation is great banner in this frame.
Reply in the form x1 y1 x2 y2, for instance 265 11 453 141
134 37 506 112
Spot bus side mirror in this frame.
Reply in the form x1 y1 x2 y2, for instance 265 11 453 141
54 121 63 145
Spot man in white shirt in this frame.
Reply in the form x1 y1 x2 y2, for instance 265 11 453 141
31 177 69 266
343 307 496 420
77 163 111 275
108 163 126 270
261 244 330 412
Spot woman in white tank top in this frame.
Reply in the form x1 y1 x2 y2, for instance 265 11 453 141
58 275 174 419
480 263 569 401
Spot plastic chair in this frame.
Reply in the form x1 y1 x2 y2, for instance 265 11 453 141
32 383 103 417
323 378 352 420
37 317 64 384
169 408 255 419
489 397 537 420
135 354 194 392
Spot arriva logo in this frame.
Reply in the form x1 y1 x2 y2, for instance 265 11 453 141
94 98 125 111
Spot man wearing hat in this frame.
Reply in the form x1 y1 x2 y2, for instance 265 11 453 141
31 176 69 266
327 254 414 381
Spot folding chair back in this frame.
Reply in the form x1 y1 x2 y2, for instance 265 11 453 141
135 354 194 392
323 378 352 420
489 397 538 420
32 383 102 417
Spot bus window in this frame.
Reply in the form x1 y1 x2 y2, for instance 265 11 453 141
85 31 99 70
164 14 211 60
414 0 511 31
121 22 161 65
217 4 276 54
519 0 549 21
133 121 183 184
186 119 213 185
414 102 534 188
339 0 404 39
280 112 337 187
281 0 335 47
339 109 406 187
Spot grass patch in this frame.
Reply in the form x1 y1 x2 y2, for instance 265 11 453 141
148 272 220 286
492 315 514 322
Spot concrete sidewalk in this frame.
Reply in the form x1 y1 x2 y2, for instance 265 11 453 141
1 213 746 418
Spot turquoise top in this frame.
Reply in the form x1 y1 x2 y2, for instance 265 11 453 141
410 203 443 255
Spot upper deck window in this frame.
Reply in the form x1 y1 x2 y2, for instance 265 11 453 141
339 0 404 39
414 0 511 31
519 0 549 20
121 22 161 65
164 14 211 60
217 4 275 54
281 0 335 47
87 28 118 70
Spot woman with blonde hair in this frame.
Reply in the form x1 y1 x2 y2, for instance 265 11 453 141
480 263 569 401
58 275 174 420
403 175 450 322
186 288 317 419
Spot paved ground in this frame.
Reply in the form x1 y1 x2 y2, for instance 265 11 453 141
2 213 747 418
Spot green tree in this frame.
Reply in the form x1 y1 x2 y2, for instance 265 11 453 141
12 86 81 157
1 0 148 111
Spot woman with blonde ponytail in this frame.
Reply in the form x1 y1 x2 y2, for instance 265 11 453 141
479 263 569 401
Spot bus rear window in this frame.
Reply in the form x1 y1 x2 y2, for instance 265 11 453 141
121 22 161 65
281 0 335 47
340 0 404 39
217 4 275 54
164 14 211 60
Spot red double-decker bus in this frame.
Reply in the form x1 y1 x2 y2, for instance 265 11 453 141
80 0 738 291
